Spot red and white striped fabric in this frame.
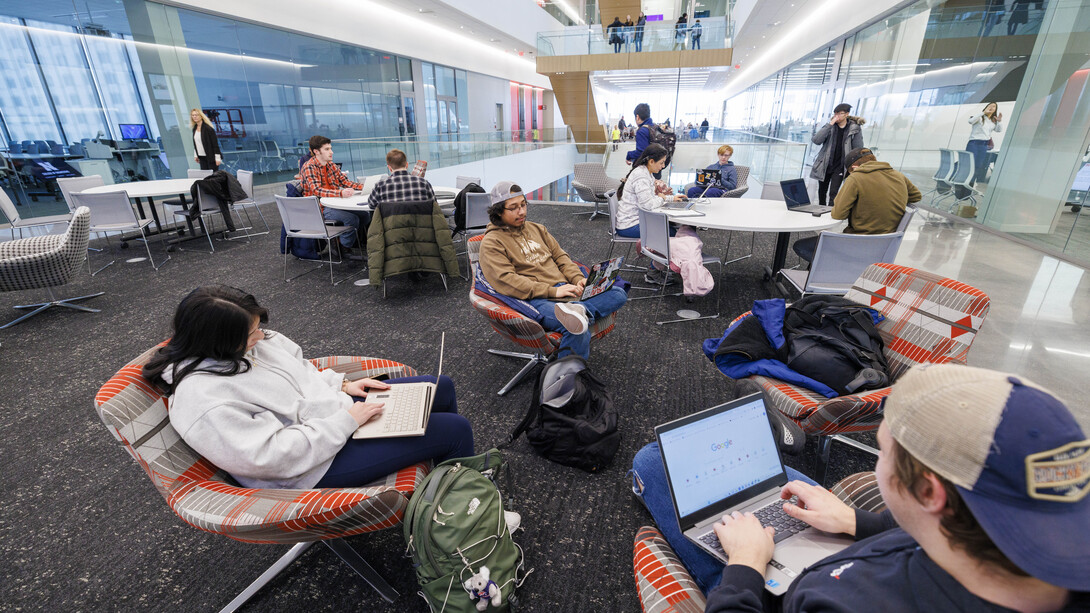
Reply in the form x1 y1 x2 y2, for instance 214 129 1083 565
94 344 428 544
633 526 706 613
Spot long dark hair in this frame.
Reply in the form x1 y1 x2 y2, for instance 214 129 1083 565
143 285 269 394
617 143 668 199
981 102 999 124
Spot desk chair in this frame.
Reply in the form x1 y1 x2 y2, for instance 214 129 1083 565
71 191 170 273
366 199 458 297
275 195 360 285
948 150 982 212
455 192 492 278
0 206 102 329
171 185 246 253
56 176 105 212
682 165 751 199
226 169 271 238
633 209 722 325
605 190 646 272
0 187 71 240
572 162 620 220
94 345 428 611
728 263 990 484
467 234 617 395
778 231 904 297
923 149 956 205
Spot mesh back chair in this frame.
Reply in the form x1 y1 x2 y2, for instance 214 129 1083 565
71 191 170 273
896 205 917 233
948 150 981 211
682 165 751 199
729 262 990 483
633 471 885 612
573 162 620 219
171 185 241 253
455 192 493 277
94 345 429 610
634 209 723 325
779 231 904 296
0 185 72 239
274 195 360 285
605 190 646 271
455 175 481 189
467 234 617 395
56 175 105 212
0 206 103 329
925 149 957 205
229 169 271 238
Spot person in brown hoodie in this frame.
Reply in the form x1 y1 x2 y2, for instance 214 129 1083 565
478 181 628 360
792 147 920 262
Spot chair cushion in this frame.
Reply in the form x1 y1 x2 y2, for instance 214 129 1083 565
831 472 886 513
633 526 706 613
94 346 428 544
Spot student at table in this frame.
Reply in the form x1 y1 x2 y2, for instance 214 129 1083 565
367 148 435 207
615 143 686 239
686 145 737 199
300 134 366 257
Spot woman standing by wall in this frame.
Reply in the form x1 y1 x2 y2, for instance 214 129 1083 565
966 102 1002 184
190 108 221 171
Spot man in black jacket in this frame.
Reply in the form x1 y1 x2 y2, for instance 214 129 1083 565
704 363 1089 612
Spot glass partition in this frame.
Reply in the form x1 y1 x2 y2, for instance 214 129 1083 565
537 18 731 56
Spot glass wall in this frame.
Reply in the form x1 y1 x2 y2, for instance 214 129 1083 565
721 0 1090 266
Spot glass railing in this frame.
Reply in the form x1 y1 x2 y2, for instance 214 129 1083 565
924 3 1047 39
537 18 731 56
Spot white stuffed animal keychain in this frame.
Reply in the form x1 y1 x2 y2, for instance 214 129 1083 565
464 566 502 611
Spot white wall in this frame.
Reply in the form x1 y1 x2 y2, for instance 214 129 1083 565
467 72 509 133
163 0 551 89
426 144 578 192
438 0 567 44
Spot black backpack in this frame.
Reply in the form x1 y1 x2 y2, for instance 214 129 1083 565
503 356 620 472
646 124 677 167
453 182 485 232
782 295 891 396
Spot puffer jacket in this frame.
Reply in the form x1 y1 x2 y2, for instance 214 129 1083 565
366 199 459 285
810 116 866 180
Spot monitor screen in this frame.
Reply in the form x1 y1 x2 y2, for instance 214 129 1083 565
119 124 148 140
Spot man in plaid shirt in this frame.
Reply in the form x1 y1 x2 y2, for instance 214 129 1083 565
367 148 435 207
300 135 367 256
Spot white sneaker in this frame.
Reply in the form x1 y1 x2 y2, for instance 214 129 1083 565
504 510 522 534
555 302 588 335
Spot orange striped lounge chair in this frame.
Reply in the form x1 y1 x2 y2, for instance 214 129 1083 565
467 234 617 395
94 345 429 610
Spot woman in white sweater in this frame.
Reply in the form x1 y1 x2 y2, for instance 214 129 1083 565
966 102 1002 184
142 285 473 490
615 143 686 239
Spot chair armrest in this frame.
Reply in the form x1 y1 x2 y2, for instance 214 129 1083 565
831 472 886 513
469 291 559 354
0 233 64 259
633 526 707 612
309 356 418 381
723 186 749 198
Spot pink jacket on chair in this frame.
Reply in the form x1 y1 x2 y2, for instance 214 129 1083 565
669 226 713 296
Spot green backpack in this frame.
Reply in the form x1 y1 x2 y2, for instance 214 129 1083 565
404 449 530 612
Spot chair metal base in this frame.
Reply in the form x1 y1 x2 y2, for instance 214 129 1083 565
573 200 609 220
217 539 397 613
487 348 549 395
1 287 105 329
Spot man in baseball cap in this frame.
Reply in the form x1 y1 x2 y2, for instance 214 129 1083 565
706 363 1089 611
475 180 628 361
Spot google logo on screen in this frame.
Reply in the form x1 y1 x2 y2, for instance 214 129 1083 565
709 440 733 451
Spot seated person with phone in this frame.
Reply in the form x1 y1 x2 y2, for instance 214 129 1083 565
478 181 628 361
686 144 738 199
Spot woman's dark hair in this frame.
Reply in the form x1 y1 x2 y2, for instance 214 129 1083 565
487 183 524 226
616 143 668 199
981 102 999 124
143 285 269 394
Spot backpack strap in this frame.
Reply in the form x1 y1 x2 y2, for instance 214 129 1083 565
499 398 539 449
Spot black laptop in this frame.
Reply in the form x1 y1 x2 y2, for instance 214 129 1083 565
780 179 832 215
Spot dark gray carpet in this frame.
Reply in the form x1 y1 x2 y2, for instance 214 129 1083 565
0 202 877 612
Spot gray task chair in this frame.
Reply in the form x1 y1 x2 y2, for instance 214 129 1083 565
948 150 982 211
632 208 723 325
605 190 647 272
171 185 244 253
0 187 72 240
572 162 620 220
923 149 956 205
455 191 493 279
274 195 360 285
0 206 103 329
779 231 905 296
71 191 170 274
229 169 271 238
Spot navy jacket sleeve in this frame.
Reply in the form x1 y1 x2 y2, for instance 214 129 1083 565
721 165 737 191
705 565 772 613
627 125 651 162
854 509 897 540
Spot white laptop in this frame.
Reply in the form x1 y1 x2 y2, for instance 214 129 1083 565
655 393 852 595
352 333 445 439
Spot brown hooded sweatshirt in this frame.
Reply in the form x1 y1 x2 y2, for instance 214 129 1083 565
478 221 584 300
832 160 921 234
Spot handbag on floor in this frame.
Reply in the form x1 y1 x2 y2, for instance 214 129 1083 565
404 449 529 612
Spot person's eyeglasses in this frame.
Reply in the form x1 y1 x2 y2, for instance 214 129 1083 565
504 200 528 212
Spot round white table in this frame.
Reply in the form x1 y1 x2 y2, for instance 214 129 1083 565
664 198 843 277
82 178 197 234
321 185 458 212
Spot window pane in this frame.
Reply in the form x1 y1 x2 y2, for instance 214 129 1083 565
0 17 60 141
26 20 105 141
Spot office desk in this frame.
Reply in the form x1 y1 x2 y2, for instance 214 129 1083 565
665 198 842 277
81 178 196 236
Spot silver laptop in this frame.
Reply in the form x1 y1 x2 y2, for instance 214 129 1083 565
352 333 444 439
655 394 851 595
780 178 832 215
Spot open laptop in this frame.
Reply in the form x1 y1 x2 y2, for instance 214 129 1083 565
580 256 624 300
780 178 832 215
695 168 721 187
655 394 851 595
352 333 445 439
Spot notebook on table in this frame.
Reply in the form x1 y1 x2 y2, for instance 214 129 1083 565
780 178 832 215
655 393 851 595
352 333 445 439
580 256 624 300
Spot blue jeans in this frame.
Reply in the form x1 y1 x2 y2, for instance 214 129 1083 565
687 186 724 198
630 442 817 593
692 35 701 49
323 207 369 248
616 224 676 239
966 139 990 184
527 285 628 360
315 375 473 487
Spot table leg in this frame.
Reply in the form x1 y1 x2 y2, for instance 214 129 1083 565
145 196 164 234
765 231 792 280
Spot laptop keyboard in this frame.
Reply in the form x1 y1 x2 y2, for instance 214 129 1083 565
698 497 810 554
376 385 425 433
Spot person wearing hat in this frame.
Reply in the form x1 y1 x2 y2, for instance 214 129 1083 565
477 181 628 361
703 363 1089 612
792 146 920 263
810 103 866 209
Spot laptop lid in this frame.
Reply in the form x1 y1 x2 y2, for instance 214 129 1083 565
696 168 721 186
436 332 445 378
655 394 788 532
779 179 811 208
581 256 624 300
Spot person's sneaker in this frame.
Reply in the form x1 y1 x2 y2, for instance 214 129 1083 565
555 303 588 335
504 510 522 534
643 269 676 286
343 246 365 261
